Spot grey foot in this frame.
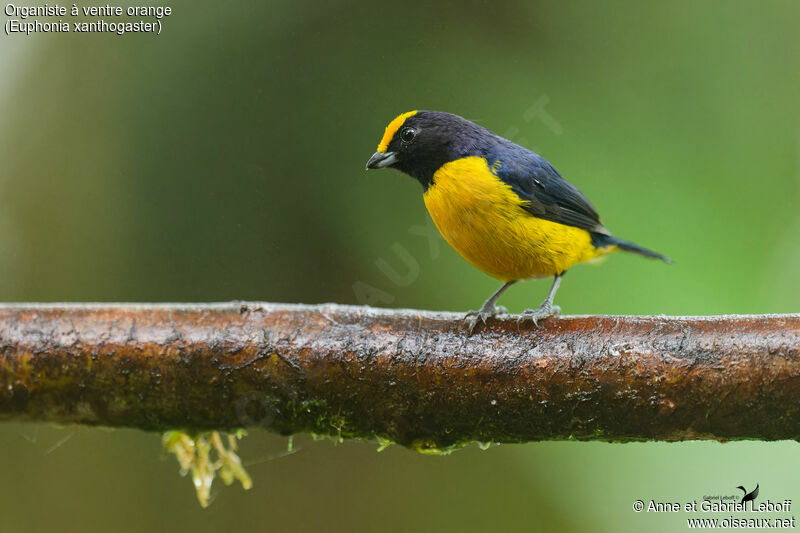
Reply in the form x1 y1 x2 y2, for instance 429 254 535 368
464 305 508 334
517 304 561 327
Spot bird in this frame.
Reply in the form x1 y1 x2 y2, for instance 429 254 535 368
365 110 671 333
737 484 759 505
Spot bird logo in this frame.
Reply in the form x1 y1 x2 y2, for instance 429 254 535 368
737 483 759 504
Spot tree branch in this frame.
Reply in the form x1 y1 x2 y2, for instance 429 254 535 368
1 303 798 451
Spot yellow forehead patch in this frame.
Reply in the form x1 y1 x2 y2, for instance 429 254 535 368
377 110 418 153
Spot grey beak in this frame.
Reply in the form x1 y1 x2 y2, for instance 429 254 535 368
365 151 398 170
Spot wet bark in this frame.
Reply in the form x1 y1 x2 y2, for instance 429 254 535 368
1 303 798 451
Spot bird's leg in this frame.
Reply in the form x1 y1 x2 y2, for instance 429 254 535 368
518 273 563 327
464 281 516 334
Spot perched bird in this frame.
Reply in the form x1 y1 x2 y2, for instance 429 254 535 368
365 110 671 333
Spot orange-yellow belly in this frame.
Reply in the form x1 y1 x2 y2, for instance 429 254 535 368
423 156 609 282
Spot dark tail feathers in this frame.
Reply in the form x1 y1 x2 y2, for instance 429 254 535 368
592 233 673 264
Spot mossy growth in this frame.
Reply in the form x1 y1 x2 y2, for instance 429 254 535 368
162 430 252 508
162 428 499 507
409 438 471 455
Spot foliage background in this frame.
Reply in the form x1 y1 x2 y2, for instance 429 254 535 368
1 1 799 531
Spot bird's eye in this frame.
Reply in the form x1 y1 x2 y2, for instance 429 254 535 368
400 128 417 143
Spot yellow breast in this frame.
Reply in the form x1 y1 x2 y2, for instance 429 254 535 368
423 156 607 282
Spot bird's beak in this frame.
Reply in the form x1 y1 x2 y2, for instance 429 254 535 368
365 151 398 170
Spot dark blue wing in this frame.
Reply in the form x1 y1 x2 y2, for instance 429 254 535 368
491 149 606 233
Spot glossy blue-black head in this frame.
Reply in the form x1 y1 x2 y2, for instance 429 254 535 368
366 110 498 188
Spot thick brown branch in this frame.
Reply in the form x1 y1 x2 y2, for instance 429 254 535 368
1 303 799 450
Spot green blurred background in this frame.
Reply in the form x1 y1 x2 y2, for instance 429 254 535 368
1 1 799 531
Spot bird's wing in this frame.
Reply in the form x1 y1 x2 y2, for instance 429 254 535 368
493 152 606 233
750 484 759 499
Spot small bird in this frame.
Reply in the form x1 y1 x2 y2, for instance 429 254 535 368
366 110 671 333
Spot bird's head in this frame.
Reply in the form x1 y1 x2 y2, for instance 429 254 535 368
365 110 493 188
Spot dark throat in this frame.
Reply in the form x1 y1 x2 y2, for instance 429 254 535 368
395 156 448 192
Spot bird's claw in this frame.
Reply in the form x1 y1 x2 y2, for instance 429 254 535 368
464 305 508 334
517 304 561 328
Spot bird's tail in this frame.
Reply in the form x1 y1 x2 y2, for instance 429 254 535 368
592 233 673 264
